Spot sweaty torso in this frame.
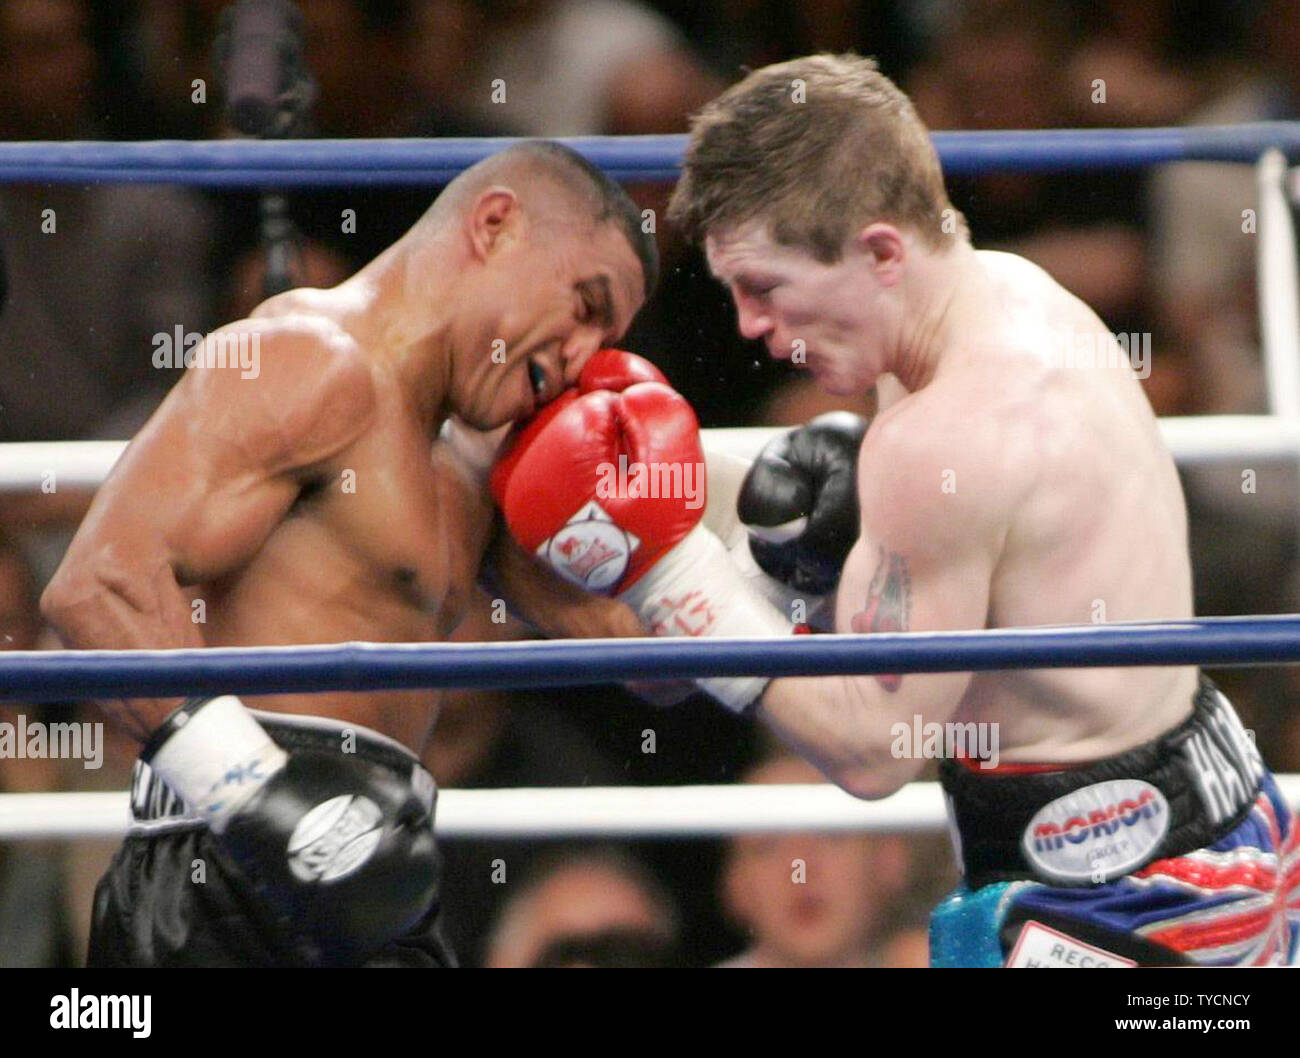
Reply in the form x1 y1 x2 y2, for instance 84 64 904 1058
844 251 1197 761
196 290 488 753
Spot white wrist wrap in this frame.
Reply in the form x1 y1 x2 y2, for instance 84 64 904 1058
148 695 288 833
618 525 794 713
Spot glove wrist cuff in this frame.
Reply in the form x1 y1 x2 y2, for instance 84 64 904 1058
619 525 792 714
145 695 287 832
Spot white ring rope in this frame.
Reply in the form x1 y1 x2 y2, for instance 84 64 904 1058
2 777 1299 841
1257 150 1300 419
6 415 1300 493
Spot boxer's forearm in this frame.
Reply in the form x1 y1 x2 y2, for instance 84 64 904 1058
484 527 646 640
40 556 199 741
756 675 924 799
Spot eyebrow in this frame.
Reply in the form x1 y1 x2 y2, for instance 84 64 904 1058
578 275 617 331
730 271 784 295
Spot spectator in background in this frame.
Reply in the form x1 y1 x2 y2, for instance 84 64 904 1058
1148 0 1300 416
295 0 415 138
1063 0 1233 128
425 0 720 138
223 238 352 322
0 0 96 140
128 0 421 139
658 0 921 86
0 531 72 965
123 0 224 139
0 530 139 966
423 590 628 966
717 755 930 968
426 585 759 966
485 846 681 967
1145 3 1300 674
908 1 1149 330
0 0 216 443
55 697 136 965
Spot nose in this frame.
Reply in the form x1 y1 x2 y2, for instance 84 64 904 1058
734 294 774 343
561 328 606 384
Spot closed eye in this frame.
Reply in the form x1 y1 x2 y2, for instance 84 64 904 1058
575 276 616 331
738 280 778 299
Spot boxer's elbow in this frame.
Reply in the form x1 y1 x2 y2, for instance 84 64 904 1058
41 550 152 648
41 562 108 647
831 754 922 801
826 685 926 799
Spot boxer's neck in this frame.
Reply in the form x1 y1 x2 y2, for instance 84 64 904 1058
889 239 980 394
353 238 458 436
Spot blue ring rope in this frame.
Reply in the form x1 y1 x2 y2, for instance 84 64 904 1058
0 124 1297 187
4 615 1300 701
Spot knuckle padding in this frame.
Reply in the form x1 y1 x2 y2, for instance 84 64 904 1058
739 413 867 595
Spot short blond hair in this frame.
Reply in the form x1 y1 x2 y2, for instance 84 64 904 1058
668 54 964 259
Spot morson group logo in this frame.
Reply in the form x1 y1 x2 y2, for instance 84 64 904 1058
537 501 640 593
1021 779 1170 884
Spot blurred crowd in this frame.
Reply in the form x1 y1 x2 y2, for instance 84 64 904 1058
2 0 1300 967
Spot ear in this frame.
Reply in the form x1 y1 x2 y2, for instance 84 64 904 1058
465 187 520 261
855 223 905 285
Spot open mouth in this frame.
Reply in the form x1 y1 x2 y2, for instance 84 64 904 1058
528 358 548 401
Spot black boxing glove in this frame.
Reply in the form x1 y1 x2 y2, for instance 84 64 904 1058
143 695 438 965
737 411 868 596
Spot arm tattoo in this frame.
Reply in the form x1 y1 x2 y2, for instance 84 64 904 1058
859 547 911 692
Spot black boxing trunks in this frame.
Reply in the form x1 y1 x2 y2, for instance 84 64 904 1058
931 676 1300 966
88 711 455 968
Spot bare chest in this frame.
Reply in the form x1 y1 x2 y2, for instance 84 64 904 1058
219 421 487 638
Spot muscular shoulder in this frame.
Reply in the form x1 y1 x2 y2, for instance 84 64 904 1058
180 314 377 473
860 375 1037 556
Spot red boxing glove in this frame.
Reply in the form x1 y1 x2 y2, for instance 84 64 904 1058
491 350 795 714
490 351 705 594
577 348 668 393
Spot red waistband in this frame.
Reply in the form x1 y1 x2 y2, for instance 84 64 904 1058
956 755 1088 775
